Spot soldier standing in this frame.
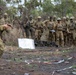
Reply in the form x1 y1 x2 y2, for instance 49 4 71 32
23 17 30 38
68 17 75 46
3 13 11 24
35 16 43 41
62 17 68 46
48 16 56 42
55 18 64 47
53 15 57 23
0 15 5 25
40 20 49 42
29 15 35 39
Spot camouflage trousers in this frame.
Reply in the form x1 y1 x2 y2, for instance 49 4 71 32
63 31 68 45
35 29 42 40
49 31 56 42
56 31 64 47
0 39 4 58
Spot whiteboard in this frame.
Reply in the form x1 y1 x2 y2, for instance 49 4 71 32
18 38 35 49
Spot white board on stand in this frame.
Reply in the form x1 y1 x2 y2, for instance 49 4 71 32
18 38 35 49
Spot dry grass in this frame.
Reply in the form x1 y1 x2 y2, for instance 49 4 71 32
2 27 24 46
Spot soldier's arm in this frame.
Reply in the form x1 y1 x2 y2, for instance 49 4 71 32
0 24 13 31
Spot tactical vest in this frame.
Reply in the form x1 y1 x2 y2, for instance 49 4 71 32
56 23 63 31
36 21 43 29
69 22 75 30
48 22 54 30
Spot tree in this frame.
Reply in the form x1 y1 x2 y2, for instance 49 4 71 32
42 0 54 15
53 0 76 16
0 0 7 16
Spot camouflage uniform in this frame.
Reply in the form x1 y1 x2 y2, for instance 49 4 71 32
22 16 29 38
3 13 11 24
68 17 75 45
0 17 5 25
35 16 43 40
29 16 36 39
40 20 49 41
0 26 4 57
48 16 56 42
62 17 68 45
0 25 11 57
0 13 11 57
74 21 76 45
55 18 64 47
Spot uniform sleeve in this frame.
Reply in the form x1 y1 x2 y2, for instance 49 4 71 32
0 26 4 31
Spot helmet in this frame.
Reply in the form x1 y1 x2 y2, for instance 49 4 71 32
37 16 41 18
57 17 61 21
53 15 56 18
4 13 8 16
70 16 74 20
66 16 69 19
63 17 66 19
29 15 33 18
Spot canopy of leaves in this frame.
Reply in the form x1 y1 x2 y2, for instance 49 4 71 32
1 0 76 18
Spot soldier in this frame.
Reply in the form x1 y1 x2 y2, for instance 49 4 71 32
68 16 75 46
23 16 30 38
55 18 64 47
29 15 35 39
35 16 43 41
0 24 12 57
3 13 11 24
40 20 49 42
0 15 5 25
48 16 56 42
74 21 76 45
53 15 57 23
62 17 68 45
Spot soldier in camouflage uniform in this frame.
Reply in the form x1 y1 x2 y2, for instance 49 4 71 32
0 24 12 57
55 18 64 47
40 20 49 42
48 16 56 42
20 16 29 38
29 15 35 39
62 17 68 45
74 21 76 45
35 16 43 41
3 13 11 24
0 15 5 25
68 17 76 46
53 15 57 23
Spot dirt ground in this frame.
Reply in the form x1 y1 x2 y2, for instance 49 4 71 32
0 46 76 75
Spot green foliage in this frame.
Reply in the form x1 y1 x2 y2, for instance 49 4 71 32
42 0 54 15
54 0 76 16
1 0 76 18
0 0 7 15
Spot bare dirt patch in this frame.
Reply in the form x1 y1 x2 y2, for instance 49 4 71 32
0 46 76 75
